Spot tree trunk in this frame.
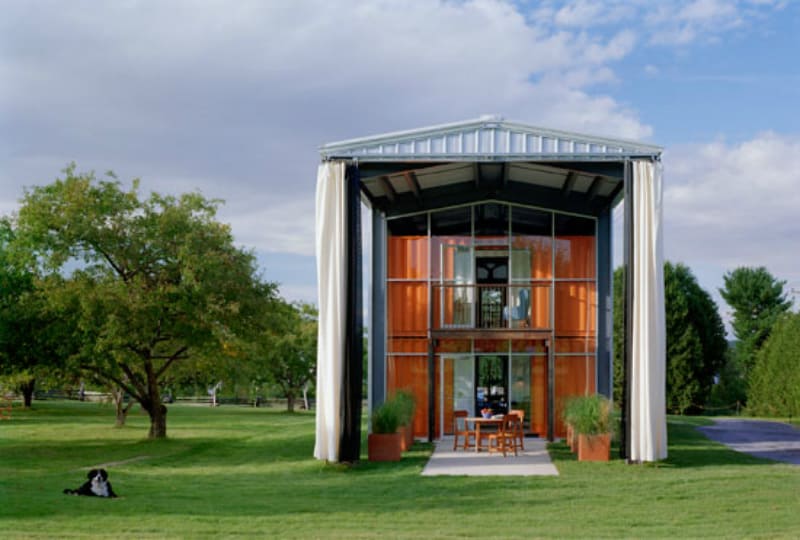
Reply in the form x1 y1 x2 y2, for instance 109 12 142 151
20 378 35 408
111 387 134 427
147 403 168 439
287 393 295 412
143 367 167 439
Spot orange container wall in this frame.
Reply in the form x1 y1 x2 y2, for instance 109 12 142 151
387 236 428 279
554 236 596 278
554 356 596 438
530 356 548 436
387 357 429 438
387 282 428 337
554 282 597 336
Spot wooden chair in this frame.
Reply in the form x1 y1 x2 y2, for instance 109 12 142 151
487 414 519 457
509 409 525 451
453 410 475 450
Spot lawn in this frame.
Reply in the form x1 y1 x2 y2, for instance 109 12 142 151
1 401 798 539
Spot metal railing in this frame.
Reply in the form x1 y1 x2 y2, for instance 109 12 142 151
432 283 551 330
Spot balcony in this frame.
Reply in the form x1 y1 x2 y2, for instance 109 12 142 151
431 283 552 340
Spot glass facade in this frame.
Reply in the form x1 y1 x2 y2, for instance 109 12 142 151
386 202 597 439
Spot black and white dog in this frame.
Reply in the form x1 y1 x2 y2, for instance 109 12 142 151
63 468 118 498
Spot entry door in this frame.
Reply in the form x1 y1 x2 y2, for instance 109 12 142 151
441 355 474 435
475 356 508 415
476 256 508 328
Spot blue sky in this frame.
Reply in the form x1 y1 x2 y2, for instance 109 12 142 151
2 0 799 333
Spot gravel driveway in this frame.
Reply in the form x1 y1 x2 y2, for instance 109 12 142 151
697 418 800 465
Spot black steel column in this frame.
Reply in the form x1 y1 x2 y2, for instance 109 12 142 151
621 160 634 461
427 340 435 443
546 339 554 441
339 164 363 463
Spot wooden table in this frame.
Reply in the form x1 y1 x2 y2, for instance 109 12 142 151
466 416 504 452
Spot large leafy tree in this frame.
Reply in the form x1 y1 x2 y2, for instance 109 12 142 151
614 263 727 414
258 301 317 412
719 266 791 377
747 312 800 417
0 219 74 407
14 165 276 438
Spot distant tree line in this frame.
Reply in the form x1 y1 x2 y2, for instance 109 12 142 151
614 263 796 417
0 165 317 438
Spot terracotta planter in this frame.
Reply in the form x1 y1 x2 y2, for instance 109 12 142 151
577 433 611 462
368 432 402 462
398 424 414 451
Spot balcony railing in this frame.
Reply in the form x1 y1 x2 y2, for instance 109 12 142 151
432 283 551 331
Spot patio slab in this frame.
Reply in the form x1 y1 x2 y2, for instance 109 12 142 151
421 437 559 476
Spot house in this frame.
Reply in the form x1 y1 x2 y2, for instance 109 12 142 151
314 117 667 463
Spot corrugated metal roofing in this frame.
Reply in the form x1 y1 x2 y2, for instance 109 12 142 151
320 115 662 162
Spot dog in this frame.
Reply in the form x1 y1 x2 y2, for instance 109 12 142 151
63 468 118 498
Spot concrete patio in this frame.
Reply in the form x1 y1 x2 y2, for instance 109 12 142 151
421 437 559 476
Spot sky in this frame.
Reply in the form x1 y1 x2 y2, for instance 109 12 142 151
2 0 799 335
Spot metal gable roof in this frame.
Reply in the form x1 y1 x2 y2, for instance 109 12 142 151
320 115 662 162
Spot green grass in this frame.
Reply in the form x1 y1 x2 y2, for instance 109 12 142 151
1 401 798 538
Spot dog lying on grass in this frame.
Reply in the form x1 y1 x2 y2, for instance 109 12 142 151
63 468 118 498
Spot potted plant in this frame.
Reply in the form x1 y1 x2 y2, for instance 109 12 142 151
571 394 612 462
561 397 582 453
368 399 402 462
394 390 416 451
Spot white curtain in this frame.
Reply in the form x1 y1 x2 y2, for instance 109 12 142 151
630 159 668 462
314 161 346 462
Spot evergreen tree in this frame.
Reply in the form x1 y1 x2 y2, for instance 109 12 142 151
747 312 800 417
719 266 791 378
614 263 727 414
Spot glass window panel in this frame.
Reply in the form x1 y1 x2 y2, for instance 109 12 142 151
512 207 551 236
387 213 427 235
431 206 471 280
510 356 531 431
510 248 531 281
512 207 552 279
453 357 475 417
555 214 596 278
433 283 474 329
442 244 473 283
474 203 508 236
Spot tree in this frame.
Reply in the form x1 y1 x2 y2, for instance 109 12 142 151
14 165 276 438
259 301 317 412
0 219 75 407
613 263 727 414
747 312 800 417
719 266 791 378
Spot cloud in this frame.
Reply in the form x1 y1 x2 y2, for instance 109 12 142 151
664 132 800 287
0 0 790 306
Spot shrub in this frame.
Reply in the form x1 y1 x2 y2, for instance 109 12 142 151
371 399 401 434
568 394 612 436
393 390 416 427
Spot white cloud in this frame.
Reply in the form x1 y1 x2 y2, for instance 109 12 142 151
664 132 800 287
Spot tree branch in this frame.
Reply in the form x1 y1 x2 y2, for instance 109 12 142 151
79 364 141 403
155 346 188 379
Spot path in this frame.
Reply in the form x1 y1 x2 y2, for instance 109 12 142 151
697 419 800 465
